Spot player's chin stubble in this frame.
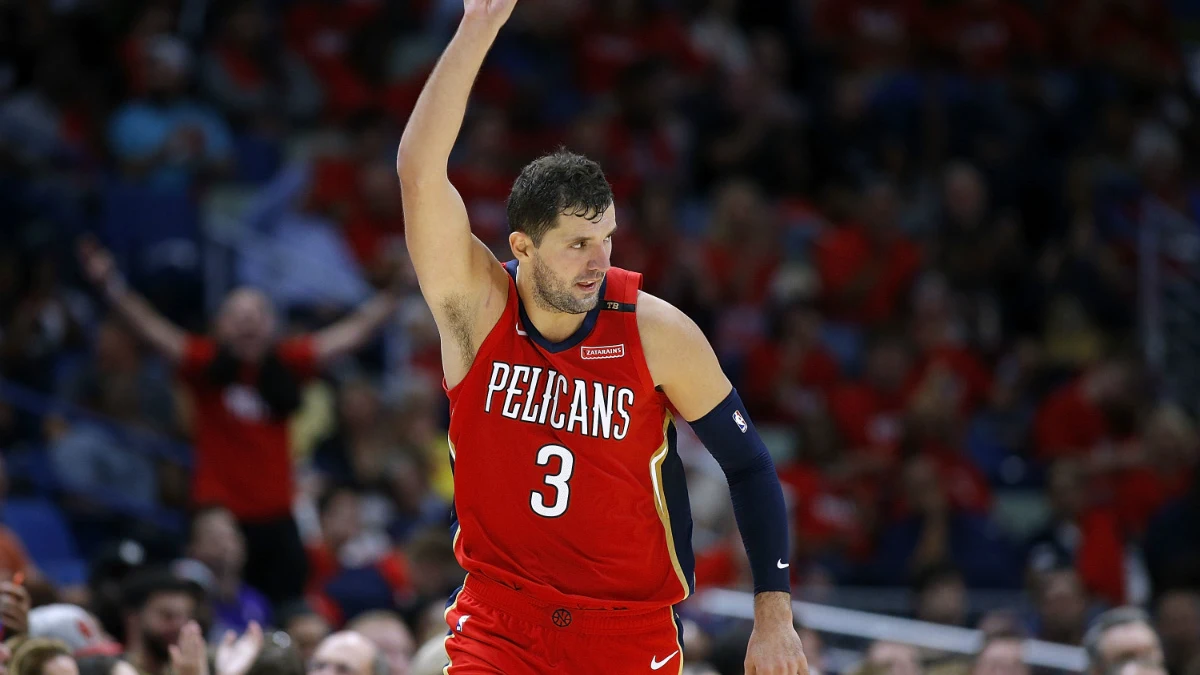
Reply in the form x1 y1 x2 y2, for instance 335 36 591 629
530 254 599 315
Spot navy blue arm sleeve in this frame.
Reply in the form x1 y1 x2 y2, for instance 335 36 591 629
688 388 791 594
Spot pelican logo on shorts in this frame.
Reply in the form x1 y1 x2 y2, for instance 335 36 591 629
581 344 625 360
551 608 573 628
733 410 748 433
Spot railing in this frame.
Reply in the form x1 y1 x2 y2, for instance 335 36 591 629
692 589 1088 673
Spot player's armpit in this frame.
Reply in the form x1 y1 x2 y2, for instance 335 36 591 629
636 291 732 421
400 177 508 375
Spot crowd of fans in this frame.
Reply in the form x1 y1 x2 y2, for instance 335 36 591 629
3 0 1200 673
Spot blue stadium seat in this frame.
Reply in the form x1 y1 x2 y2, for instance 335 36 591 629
2 497 84 585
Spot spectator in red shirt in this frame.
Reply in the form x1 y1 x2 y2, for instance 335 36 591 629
1114 404 1197 537
924 0 1046 76
78 238 399 609
1033 357 1144 474
815 180 923 326
830 332 914 463
742 302 841 424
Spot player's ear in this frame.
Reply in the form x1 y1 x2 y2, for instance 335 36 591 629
509 230 534 261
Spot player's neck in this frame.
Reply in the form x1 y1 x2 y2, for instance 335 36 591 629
516 270 589 343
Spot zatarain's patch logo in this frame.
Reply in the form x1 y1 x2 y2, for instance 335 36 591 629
733 410 748 433
581 344 625 360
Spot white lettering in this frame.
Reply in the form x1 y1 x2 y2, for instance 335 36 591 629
613 387 635 440
502 365 530 419
538 369 557 425
592 383 615 439
485 362 511 414
521 367 544 422
567 378 588 434
550 374 569 430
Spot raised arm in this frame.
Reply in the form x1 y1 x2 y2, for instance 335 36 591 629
638 292 808 675
312 289 398 365
77 237 187 363
396 0 516 384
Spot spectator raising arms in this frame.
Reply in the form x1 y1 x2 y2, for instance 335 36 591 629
78 237 400 609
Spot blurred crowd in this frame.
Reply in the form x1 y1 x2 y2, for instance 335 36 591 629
3 0 1200 673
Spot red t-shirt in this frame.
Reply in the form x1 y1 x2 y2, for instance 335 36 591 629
179 336 318 520
742 342 841 423
910 345 994 415
815 224 922 325
1033 380 1109 461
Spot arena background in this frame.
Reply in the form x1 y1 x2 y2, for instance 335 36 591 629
2 0 1200 674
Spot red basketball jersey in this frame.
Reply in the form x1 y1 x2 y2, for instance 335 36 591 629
445 261 695 611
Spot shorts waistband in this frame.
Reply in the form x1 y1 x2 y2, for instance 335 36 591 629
462 574 675 635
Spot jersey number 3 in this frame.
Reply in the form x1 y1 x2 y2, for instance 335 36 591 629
531 444 575 518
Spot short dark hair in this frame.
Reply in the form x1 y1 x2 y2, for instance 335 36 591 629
506 150 613 246
120 568 204 612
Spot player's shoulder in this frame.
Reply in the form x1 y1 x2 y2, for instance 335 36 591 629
635 291 709 361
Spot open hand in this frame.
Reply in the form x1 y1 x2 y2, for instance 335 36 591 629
215 622 264 675
169 621 209 675
463 0 517 24
0 581 29 636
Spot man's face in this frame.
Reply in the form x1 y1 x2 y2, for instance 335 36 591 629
215 288 276 362
43 656 78 675
974 640 1029 675
137 592 196 660
288 614 332 664
515 206 615 315
308 633 375 675
189 509 246 577
352 619 414 675
1099 623 1164 675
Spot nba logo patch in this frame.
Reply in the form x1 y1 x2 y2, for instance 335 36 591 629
733 410 748 433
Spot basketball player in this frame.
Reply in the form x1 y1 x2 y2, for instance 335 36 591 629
396 1 807 673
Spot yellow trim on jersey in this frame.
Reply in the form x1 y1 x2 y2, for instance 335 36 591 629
649 413 691 600
448 434 456 461
442 575 467 675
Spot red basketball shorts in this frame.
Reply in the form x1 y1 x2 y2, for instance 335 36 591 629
442 574 685 674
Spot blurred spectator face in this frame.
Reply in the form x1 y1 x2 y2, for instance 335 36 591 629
1039 570 1088 642
308 633 376 675
974 639 1028 675
1155 591 1200 671
465 110 508 165
866 642 920 675
1047 461 1087 519
187 507 246 579
215 288 276 362
347 615 413 675
1144 406 1199 471
320 490 362 552
944 163 987 226
1118 663 1167 675
711 179 768 243
339 382 380 435
142 36 190 99
128 591 195 662
284 613 331 665
866 339 911 392
917 574 967 626
1097 623 1163 675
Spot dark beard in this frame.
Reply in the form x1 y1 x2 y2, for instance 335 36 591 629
143 631 173 663
529 256 599 315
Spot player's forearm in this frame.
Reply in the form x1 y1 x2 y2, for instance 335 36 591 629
396 18 502 181
754 591 795 626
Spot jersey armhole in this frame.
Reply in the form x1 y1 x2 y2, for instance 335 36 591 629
609 271 662 400
444 266 517 401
